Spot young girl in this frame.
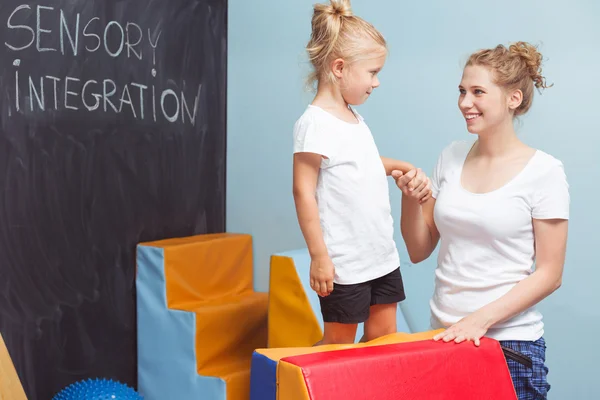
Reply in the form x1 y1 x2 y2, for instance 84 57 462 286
292 0 430 345
394 42 569 399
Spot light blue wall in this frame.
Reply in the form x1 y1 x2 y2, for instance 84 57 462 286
227 1 599 398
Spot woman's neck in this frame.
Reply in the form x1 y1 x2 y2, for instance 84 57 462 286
474 118 524 158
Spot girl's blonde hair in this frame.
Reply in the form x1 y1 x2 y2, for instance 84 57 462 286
306 0 387 89
466 41 552 116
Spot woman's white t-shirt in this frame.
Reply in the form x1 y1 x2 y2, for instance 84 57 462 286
430 140 570 341
292 105 400 285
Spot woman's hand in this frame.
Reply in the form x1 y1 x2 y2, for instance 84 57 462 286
433 312 493 346
391 168 431 204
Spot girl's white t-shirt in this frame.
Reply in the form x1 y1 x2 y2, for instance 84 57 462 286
430 140 570 341
293 105 400 284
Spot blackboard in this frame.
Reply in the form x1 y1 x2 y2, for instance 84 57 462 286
0 1 227 398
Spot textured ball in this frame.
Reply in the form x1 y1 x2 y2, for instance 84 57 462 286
53 378 143 400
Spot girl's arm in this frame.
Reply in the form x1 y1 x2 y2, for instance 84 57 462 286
292 152 334 296
381 156 414 176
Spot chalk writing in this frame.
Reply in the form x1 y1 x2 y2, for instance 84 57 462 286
4 4 201 125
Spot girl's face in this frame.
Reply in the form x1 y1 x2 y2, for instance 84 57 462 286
458 65 520 135
333 44 386 106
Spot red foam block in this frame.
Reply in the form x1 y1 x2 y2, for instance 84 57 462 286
281 338 517 400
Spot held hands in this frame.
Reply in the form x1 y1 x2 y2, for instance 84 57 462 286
433 312 492 347
391 168 432 204
310 255 335 297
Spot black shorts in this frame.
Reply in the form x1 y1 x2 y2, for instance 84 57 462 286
318 267 406 324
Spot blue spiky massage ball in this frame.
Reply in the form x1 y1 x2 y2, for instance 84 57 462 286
53 378 143 400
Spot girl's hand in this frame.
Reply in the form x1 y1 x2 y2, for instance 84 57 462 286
433 312 492 346
391 168 432 204
310 256 335 297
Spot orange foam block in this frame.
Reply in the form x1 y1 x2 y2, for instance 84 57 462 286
0 333 27 400
268 249 412 348
137 233 267 400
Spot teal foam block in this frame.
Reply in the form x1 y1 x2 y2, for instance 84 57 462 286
274 248 411 341
136 245 226 400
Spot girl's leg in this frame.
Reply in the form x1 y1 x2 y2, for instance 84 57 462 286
317 322 358 345
364 267 406 342
316 280 369 345
364 303 397 341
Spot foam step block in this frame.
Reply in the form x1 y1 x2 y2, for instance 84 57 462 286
249 330 444 400
184 294 268 376
161 234 255 306
219 367 252 400
269 248 411 348
278 338 517 400
137 233 268 400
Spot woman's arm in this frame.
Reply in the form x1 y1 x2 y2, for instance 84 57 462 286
393 169 440 263
479 218 566 326
434 218 568 345
401 196 440 263
292 152 335 296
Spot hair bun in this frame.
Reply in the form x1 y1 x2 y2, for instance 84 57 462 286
328 0 353 17
509 41 549 89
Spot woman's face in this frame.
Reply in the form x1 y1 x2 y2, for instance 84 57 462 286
458 65 516 135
